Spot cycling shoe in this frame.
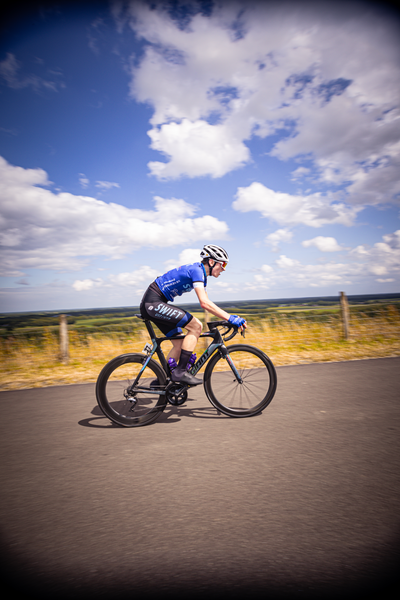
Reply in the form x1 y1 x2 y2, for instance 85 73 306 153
171 370 202 386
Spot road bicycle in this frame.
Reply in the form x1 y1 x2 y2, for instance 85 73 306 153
96 315 277 427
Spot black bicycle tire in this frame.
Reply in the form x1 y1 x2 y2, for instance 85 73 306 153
203 344 277 417
96 353 167 427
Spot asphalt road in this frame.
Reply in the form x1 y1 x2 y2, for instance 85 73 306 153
1 357 400 600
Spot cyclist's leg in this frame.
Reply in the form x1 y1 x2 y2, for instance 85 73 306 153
168 316 202 361
181 316 203 353
167 338 183 361
169 316 203 384
140 287 202 384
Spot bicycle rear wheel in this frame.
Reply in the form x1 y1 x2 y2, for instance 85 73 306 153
203 344 277 417
96 353 167 427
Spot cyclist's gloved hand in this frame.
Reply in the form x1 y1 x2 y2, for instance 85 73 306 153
228 315 246 328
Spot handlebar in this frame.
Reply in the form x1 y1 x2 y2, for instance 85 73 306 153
207 320 246 342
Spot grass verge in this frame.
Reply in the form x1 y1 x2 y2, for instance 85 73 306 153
1 313 399 391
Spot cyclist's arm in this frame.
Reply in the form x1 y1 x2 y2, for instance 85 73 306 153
194 286 240 323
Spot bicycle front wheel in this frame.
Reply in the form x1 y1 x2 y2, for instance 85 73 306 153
96 353 167 427
203 344 277 417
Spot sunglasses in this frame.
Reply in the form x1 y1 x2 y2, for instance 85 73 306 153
218 261 228 270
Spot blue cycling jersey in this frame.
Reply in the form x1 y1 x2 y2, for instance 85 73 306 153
155 262 207 302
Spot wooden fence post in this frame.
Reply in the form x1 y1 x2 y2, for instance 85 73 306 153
340 291 350 340
59 314 69 364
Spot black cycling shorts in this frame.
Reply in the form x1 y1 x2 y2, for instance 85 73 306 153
140 282 193 337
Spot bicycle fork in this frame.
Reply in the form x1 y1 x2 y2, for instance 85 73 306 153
219 347 243 384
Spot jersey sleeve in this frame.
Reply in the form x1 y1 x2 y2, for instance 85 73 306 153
189 263 206 285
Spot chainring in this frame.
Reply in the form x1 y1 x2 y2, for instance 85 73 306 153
166 383 188 406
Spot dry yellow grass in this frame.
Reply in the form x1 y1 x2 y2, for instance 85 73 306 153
1 311 399 391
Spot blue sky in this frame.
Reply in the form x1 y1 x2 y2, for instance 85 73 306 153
1 0 399 312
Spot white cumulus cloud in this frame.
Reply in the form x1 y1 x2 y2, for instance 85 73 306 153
351 230 400 279
147 119 250 179
73 266 159 292
302 236 344 252
121 0 400 205
248 229 400 291
108 265 159 287
265 228 293 252
233 182 359 227
163 248 202 271
0 156 228 276
252 257 356 291
72 278 103 292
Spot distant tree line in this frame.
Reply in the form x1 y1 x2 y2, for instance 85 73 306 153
1 293 399 337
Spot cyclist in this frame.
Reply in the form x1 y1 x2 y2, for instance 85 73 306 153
140 244 247 386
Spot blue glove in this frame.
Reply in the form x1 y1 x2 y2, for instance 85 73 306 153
228 315 246 328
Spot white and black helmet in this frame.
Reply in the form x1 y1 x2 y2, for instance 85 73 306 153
200 244 229 263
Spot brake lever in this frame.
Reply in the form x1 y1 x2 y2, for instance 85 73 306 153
222 323 237 342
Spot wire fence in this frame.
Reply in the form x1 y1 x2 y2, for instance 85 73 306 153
1 305 399 356
1 302 400 390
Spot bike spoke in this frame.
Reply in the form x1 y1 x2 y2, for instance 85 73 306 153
204 346 277 416
96 354 167 427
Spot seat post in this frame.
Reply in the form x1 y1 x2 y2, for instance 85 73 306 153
135 314 157 341
144 319 157 341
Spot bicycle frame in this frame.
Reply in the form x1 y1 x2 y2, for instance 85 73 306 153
96 316 277 426
134 316 242 389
